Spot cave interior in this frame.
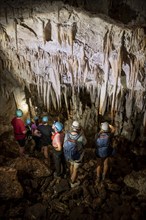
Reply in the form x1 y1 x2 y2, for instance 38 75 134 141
0 0 146 219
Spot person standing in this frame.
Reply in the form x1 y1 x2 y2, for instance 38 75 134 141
31 116 41 152
25 118 35 155
63 121 87 188
11 109 26 157
95 122 115 183
52 122 66 178
34 115 53 165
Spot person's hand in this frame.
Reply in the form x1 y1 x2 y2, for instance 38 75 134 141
109 124 115 133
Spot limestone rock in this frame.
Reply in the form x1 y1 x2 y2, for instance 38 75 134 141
0 166 23 199
9 157 52 178
24 203 47 220
124 170 146 196
54 179 70 194
51 199 69 214
0 1 145 142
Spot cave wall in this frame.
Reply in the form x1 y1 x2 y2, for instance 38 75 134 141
0 0 146 140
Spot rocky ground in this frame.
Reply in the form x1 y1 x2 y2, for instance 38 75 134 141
0 132 146 220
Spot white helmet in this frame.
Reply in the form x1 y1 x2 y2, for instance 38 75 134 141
72 121 80 131
101 122 109 132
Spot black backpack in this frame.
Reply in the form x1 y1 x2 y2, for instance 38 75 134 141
63 132 82 161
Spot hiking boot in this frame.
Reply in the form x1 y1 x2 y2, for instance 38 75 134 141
70 180 80 188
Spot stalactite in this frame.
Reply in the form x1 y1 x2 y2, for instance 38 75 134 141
57 24 64 44
14 18 18 51
99 30 112 115
36 75 40 98
109 48 121 120
48 66 61 109
72 57 78 84
62 85 69 116
40 76 43 98
83 61 89 84
43 79 47 107
50 84 57 110
46 82 51 111
77 58 82 87
0 1 146 140
129 56 139 98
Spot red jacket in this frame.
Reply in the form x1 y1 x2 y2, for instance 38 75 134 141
11 117 26 140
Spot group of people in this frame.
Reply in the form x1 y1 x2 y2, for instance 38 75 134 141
11 109 116 188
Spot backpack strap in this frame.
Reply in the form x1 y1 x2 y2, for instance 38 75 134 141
51 132 59 141
67 131 82 142
98 132 110 138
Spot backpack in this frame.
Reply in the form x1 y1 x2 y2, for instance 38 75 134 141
95 132 113 158
63 132 82 161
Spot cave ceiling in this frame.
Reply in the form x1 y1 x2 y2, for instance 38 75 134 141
0 0 146 141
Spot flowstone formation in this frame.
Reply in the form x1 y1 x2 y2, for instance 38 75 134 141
0 0 146 141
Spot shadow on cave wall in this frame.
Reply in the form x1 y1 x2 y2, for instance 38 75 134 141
108 0 137 24
1 0 146 26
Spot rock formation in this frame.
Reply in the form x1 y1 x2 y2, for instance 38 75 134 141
0 0 146 141
0 2 146 217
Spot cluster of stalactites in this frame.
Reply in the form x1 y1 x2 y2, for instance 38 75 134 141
0 14 146 139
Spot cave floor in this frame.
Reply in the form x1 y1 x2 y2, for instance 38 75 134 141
0 132 146 220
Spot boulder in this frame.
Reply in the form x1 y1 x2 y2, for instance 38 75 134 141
9 157 52 178
24 203 47 220
0 166 23 199
124 170 146 196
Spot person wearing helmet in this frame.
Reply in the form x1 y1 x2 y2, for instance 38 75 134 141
51 121 66 178
95 121 115 183
11 109 27 157
34 115 53 165
25 118 32 140
31 116 41 152
25 118 35 155
63 121 87 188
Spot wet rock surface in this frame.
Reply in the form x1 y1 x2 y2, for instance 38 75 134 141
0 136 146 219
